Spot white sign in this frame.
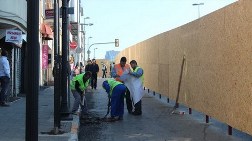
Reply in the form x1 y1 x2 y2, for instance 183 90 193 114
5 30 22 44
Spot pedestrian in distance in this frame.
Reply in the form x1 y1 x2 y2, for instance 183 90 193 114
128 60 144 115
102 79 127 121
84 60 93 90
111 57 133 114
109 63 112 78
84 60 92 73
90 59 99 89
110 62 115 78
73 63 80 76
79 62 84 74
70 71 92 118
102 63 107 78
0 50 10 107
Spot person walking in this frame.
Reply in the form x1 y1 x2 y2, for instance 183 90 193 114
102 79 127 121
102 63 107 78
70 71 92 117
128 60 144 115
90 59 99 89
109 62 115 78
0 50 10 107
84 60 92 72
111 57 132 114
84 60 92 90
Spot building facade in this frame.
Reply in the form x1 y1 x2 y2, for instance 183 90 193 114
0 0 27 96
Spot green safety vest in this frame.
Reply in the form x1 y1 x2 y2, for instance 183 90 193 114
107 79 123 96
134 66 144 84
70 73 90 91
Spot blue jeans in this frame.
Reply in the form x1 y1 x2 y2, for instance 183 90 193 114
0 76 10 103
110 84 127 117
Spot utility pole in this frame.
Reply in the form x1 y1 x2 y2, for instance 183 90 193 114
53 0 61 133
26 0 39 140
61 0 72 119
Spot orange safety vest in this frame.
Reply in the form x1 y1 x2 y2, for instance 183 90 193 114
114 64 130 82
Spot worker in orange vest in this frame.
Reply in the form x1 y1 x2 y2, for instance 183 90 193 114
111 57 133 114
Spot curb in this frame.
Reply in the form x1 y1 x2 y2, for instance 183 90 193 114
68 114 80 141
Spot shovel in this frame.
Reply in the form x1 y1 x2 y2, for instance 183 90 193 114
171 55 186 114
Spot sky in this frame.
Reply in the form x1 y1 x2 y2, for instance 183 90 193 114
81 0 237 59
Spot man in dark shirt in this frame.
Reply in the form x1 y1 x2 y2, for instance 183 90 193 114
90 59 99 89
85 60 92 72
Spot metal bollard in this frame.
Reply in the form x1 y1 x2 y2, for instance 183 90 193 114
206 115 209 123
189 108 192 114
228 125 232 135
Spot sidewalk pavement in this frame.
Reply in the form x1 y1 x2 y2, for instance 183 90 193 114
0 87 78 141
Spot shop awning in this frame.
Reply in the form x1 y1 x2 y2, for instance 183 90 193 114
40 23 53 40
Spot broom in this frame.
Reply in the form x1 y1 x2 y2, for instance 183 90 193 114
171 55 186 114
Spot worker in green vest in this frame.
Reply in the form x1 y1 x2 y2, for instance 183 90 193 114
102 79 127 121
129 60 144 115
70 71 92 117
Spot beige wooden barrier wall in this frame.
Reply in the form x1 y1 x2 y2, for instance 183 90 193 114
115 0 252 135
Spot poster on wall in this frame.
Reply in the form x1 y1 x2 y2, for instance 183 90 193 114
42 45 48 69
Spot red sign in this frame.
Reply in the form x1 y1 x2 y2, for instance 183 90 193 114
69 41 77 49
42 45 48 69
45 9 54 19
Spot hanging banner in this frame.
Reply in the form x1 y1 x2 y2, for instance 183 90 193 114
5 30 22 44
42 45 48 69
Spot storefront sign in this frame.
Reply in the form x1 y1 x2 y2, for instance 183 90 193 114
45 7 74 19
5 30 22 44
42 45 48 69
45 9 54 19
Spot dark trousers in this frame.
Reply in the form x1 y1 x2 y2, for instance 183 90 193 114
0 76 10 103
125 88 133 113
134 100 142 113
91 73 97 89
102 70 106 78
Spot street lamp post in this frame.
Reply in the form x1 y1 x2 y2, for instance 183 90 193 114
81 18 93 65
26 0 39 140
87 42 115 60
60 0 71 120
192 3 204 18
94 48 98 59
88 36 92 46
86 36 92 60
